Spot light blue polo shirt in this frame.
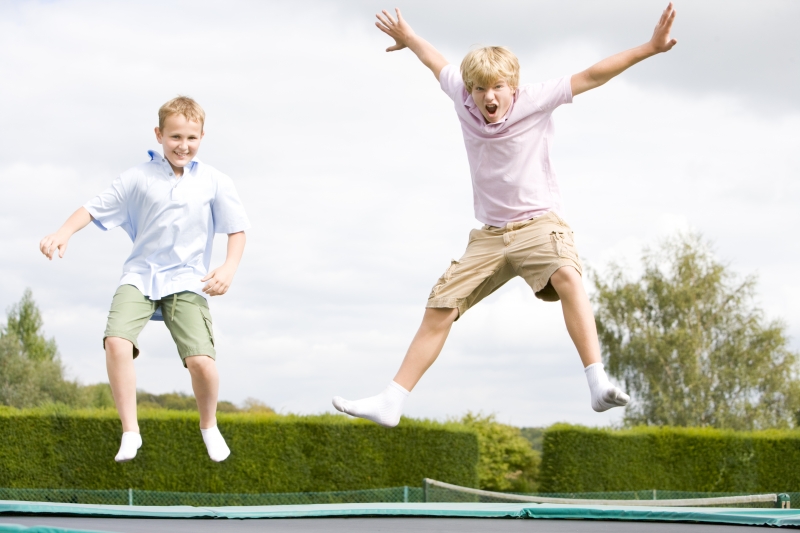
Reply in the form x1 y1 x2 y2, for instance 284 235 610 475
85 150 251 312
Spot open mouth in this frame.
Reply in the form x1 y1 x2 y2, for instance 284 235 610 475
485 104 498 115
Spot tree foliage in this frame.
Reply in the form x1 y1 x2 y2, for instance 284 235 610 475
459 413 540 492
2 288 58 363
137 391 274 414
593 233 800 430
0 289 84 407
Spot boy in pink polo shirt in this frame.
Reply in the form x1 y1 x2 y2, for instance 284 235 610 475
333 4 678 426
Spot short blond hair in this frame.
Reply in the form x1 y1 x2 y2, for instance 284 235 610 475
158 96 205 131
460 46 520 93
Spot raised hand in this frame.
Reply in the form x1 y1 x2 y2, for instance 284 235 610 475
373 8 448 80
375 8 415 52
650 2 678 53
571 2 678 96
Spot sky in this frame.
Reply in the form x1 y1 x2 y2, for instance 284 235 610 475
1 0 798 428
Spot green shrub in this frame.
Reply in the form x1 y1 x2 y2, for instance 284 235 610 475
540 424 800 493
0 408 478 492
459 413 540 492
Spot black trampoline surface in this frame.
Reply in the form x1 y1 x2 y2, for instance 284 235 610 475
0 516 786 532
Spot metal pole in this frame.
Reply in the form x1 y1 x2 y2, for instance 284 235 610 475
403 486 409 503
653 489 657 500
128 488 133 506
423 479 428 503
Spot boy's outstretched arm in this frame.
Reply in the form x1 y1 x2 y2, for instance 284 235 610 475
571 2 677 97
39 207 94 260
376 8 448 80
201 231 245 297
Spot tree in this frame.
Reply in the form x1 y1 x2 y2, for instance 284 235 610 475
2 288 58 362
459 413 540 492
0 289 83 408
592 233 800 430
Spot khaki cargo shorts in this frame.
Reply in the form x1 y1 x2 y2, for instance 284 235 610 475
103 284 216 366
426 211 583 319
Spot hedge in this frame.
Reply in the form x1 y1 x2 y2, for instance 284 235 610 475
0 407 478 492
540 424 800 493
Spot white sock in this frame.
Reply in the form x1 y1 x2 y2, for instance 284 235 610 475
585 362 630 412
201 425 231 462
332 381 409 428
115 431 142 463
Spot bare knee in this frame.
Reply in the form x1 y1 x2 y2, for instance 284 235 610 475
549 266 583 296
105 336 133 357
421 307 458 331
186 355 217 377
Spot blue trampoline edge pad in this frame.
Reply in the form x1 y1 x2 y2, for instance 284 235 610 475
1 500 800 527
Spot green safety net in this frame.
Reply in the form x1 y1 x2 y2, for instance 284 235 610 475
0 487 423 506
0 486 794 508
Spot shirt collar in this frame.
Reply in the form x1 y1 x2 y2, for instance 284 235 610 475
147 150 199 173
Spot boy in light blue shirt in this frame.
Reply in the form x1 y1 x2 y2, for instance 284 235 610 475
40 96 250 462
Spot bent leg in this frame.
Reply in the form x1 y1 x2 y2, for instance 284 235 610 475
186 355 230 462
393 307 459 391
105 336 139 432
105 336 142 461
549 266 600 368
550 266 629 412
103 284 154 451
185 355 219 429
333 227 508 426
332 307 458 427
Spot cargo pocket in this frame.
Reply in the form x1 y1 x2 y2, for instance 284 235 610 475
199 307 215 347
429 259 460 299
551 231 578 258
550 231 581 268
550 231 566 257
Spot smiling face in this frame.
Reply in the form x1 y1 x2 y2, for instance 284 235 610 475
154 114 204 175
471 79 514 123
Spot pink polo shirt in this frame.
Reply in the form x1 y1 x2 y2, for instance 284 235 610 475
439 64 572 227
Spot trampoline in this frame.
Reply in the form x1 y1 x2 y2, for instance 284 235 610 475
2 500 800 532
0 516 794 533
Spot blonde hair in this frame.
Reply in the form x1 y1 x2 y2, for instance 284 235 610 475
158 96 205 131
460 46 520 93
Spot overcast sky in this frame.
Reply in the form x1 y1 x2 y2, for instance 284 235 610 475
1 0 798 428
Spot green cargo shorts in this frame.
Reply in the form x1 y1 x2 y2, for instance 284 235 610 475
103 284 216 367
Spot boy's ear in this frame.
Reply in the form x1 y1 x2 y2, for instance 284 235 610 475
154 127 163 144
